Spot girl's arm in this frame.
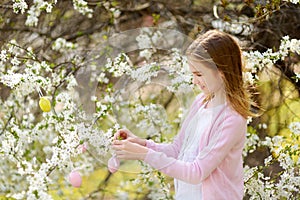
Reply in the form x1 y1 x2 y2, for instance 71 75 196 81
145 130 184 158
143 113 246 184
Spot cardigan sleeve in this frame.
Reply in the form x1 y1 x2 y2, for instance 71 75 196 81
144 112 246 185
145 93 206 158
145 132 184 158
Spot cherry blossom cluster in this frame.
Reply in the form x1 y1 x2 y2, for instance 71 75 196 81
243 36 300 84
243 123 300 199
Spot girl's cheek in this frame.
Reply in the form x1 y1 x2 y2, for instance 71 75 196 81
200 77 207 86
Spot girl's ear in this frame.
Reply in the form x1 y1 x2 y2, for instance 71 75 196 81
217 70 226 88
217 70 225 80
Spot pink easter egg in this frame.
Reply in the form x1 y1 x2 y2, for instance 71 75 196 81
108 156 120 173
78 143 87 153
69 170 82 188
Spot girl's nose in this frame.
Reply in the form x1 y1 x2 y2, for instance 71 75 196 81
192 77 198 85
192 75 200 85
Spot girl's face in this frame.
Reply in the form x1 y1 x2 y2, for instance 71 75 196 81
188 59 224 95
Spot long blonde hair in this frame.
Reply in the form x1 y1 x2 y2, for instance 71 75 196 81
186 30 256 118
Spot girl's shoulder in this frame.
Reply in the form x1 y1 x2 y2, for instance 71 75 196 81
221 104 247 125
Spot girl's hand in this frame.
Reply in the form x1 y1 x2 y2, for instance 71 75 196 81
114 129 147 146
112 140 148 160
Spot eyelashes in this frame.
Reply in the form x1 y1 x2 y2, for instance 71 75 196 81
193 73 202 77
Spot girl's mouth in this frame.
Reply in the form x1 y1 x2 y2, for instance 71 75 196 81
199 84 205 90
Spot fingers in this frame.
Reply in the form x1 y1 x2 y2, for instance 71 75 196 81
126 137 136 143
112 140 135 153
114 149 126 157
113 149 143 160
112 139 132 150
112 139 123 145
112 140 124 151
112 139 135 149
111 141 131 160
111 132 146 160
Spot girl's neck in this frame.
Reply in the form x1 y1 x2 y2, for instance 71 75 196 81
205 90 226 108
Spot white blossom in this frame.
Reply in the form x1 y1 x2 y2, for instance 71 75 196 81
243 36 300 83
91 95 97 101
0 72 49 96
295 73 300 82
66 75 78 90
283 0 300 5
11 56 21 67
52 38 78 52
243 132 260 157
136 34 152 49
139 49 153 60
130 62 160 83
72 0 93 17
0 50 7 62
106 53 132 77
110 7 121 18
289 122 300 135
12 0 28 14
243 71 256 84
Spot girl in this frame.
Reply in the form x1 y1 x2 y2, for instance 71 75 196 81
112 30 255 199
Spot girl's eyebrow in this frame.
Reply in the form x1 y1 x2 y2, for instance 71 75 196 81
191 71 202 74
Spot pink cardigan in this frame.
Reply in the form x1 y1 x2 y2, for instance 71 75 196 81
144 94 246 199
